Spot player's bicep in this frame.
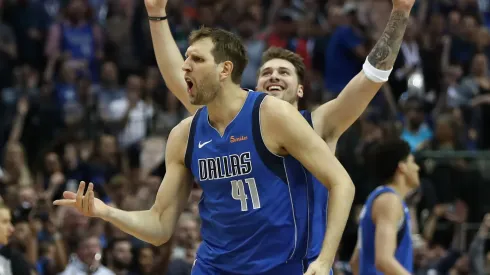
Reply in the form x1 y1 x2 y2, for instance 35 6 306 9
151 118 193 230
151 161 193 229
373 194 403 263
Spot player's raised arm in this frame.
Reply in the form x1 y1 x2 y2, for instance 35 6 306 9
260 96 355 272
311 0 415 143
372 193 411 275
53 118 194 246
145 0 199 114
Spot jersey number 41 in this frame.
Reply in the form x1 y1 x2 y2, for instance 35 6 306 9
231 178 261 211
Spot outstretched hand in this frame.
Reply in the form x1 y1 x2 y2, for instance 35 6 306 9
53 181 109 218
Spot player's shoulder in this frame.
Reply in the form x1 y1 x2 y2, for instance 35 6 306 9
167 115 195 156
260 94 296 118
371 192 403 221
170 116 194 138
373 191 401 206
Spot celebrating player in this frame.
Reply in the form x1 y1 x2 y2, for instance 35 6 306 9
54 26 355 275
146 0 415 271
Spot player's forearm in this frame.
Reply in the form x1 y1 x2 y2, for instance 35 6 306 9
317 181 355 266
375 257 411 275
148 12 198 114
367 8 410 71
349 248 360 275
102 206 171 245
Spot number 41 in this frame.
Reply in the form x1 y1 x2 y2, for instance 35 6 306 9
231 178 261 211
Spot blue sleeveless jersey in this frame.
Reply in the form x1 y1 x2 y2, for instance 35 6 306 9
185 91 312 273
358 186 413 275
300 110 330 263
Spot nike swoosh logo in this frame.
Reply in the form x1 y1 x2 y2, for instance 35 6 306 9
198 140 212 148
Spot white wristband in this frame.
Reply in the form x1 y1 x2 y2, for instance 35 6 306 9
362 58 393 83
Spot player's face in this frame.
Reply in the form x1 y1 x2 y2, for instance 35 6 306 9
256 59 303 106
403 154 420 188
183 38 222 105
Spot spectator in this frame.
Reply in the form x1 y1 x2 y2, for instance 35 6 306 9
323 3 367 95
400 96 433 151
60 234 114 275
0 203 33 275
105 237 133 274
45 0 104 82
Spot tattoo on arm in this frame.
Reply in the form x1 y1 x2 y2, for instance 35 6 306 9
367 10 410 70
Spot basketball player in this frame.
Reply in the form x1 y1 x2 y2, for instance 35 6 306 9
54 27 355 275
349 139 419 275
144 0 415 270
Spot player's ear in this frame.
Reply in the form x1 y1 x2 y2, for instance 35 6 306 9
297 85 304 98
398 161 407 174
219 61 234 81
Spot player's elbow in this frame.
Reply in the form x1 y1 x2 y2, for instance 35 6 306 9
345 179 355 193
149 223 172 246
147 208 173 246
374 256 395 273
335 177 355 196
151 235 171 246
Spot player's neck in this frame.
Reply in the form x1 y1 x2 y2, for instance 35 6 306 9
207 84 248 134
386 177 411 198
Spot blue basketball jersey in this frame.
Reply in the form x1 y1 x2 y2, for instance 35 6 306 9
358 186 413 275
185 91 312 274
300 110 330 264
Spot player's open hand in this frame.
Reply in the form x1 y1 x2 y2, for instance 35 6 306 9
304 260 331 275
53 181 109 218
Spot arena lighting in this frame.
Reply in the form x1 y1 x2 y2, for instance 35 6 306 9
407 71 425 96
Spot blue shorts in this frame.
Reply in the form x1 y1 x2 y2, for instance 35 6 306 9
191 258 305 275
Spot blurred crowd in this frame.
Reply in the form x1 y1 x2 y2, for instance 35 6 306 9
1 0 490 274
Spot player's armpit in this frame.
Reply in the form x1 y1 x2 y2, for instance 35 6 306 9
259 96 354 266
372 193 411 275
311 72 383 143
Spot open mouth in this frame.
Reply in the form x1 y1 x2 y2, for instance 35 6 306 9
265 84 285 92
185 77 194 92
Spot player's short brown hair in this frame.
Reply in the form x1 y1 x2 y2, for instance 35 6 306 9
260 47 306 84
189 27 248 84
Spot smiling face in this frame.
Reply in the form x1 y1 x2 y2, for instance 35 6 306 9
257 58 303 105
